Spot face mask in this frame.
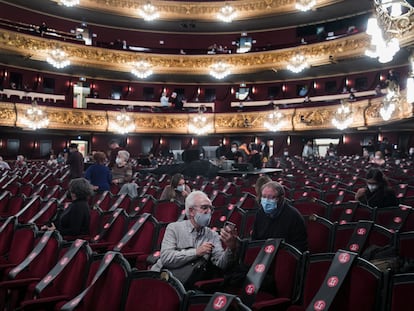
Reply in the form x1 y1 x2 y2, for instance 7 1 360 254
115 158 122 165
367 184 378 192
194 212 211 227
261 198 277 214
375 155 381 160
231 147 237 153
176 185 184 192
283 152 289 156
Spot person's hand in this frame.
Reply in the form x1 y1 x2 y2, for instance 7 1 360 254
92 185 99 191
182 190 189 197
355 187 367 200
220 225 238 251
196 242 214 257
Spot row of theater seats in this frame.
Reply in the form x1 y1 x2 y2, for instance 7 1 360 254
0 220 412 311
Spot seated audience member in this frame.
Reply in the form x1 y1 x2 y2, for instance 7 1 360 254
171 92 185 110
355 168 398 208
252 181 308 252
160 91 169 108
0 156 10 170
47 154 58 166
254 175 272 202
85 151 112 193
15 155 27 167
42 178 93 238
371 150 386 166
112 150 138 198
56 152 65 164
160 173 191 204
151 191 238 281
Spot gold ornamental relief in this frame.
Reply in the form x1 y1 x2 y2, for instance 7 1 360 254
46 109 107 131
0 103 16 126
134 114 188 132
293 108 333 128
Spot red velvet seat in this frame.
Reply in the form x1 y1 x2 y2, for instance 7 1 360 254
153 200 184 224
19 239 93 311
128 194 157 216
181 291 252 311
304 214 335 254
292 197 330 218
122 270 186 311
386 273 414 311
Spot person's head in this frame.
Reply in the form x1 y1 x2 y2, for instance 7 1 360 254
93 151 107 165
409 147 414 155
171 173 185 191
307 140 312 146
69 143 78 152
283 148 289 156
185 191 213 229
69 178 94 200
116 150 130 166
231 142 238 153
16 155 25 162
171 92 177 98
255 175 272 199
109 140 120 150
366 168 388 192
260 181 285 215
374 151 384 160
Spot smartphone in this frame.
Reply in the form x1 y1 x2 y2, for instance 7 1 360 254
224 221 236 231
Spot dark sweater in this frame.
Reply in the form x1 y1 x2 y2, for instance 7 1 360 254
252 200 308 252
358 186 398 208
57 199 90 237
85 163 112 192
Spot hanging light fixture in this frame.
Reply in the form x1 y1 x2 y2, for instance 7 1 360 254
365 0 414 63
295 0 316 12
59 0 80 7
21 101 49 130
188 106 213 135
217 4 237 23
131 61 153 79
110 108 135 134
46 49 70 69
332 100 353 130
264 104 286 132
209 61 231 79
380 86 401 121
287 53 308 73
138 2 159 21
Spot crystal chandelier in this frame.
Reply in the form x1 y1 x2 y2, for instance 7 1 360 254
217 4 237 23
46 49 70 69
295 0 316 12
264 104 286 132
110 108 135 134
60 0 80 7
21 101 49 130
188 106 213 135
209 62 231 79
131 61 153 79
332 100 353 130
380 86 400 121
287 53 308 73
138 2 159 21
365 0 414 63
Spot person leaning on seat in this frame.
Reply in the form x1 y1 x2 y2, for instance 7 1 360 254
151 191 239 283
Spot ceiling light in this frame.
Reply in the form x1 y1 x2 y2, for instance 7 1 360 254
209 62 231 79
217 4 237 23
131 61 153 79
332 100 353 130
287 53 308 73
21 101 49 130
188 106 213 135
46 49 70 69
264 105 286 132
138 2 159 21
59 0 80 7
110 108 135 134
295 0 316 12
365 0 413 63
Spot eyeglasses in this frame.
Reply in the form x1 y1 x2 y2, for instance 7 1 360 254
193 205 214 212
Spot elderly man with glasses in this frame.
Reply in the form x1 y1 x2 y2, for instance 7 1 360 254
151 190 238 279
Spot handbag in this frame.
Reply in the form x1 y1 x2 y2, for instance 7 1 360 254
168 257 208 288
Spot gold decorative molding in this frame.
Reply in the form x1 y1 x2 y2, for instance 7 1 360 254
2 94 411 134
0 29 372 77
51 0 342 22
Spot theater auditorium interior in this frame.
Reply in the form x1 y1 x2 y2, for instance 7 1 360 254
0 0 413 310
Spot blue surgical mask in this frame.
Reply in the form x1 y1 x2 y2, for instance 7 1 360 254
194 212 211 227
176 185 185 192
261 198 277 214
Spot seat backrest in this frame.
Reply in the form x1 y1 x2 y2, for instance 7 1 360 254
181 291 252 311
122 270 186 311
91 208 129 246
0 216 17 256
387 273 414 311
297 252 384 311
28 198 59 226
292 197 330 218
153 200 183 223
35 239 93 300
61 251 131 311
16 195 42 224
304 214 335 254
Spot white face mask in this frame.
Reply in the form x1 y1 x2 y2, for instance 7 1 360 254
115 158 122 165
283 152 289 156
231 147 237 153
375 155 381 160
176 185 185 192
